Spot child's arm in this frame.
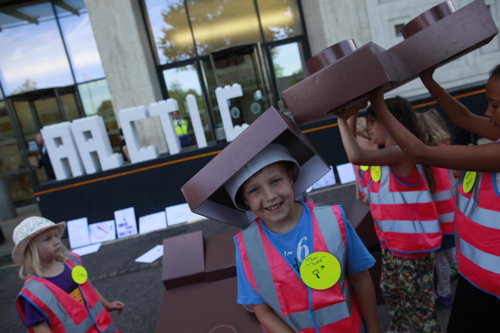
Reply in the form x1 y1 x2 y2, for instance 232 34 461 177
253 303 295 333
95 288 124 314
32 322 52 333
337 107 407 166
348 270 380 333
420 67 499 141
368 87 500 172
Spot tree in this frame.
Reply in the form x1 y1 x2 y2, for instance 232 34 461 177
11 79 37 94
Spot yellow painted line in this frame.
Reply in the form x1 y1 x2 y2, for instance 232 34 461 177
303 123 338 133
413 89 486 109
0 263 16 270
33 150 222 196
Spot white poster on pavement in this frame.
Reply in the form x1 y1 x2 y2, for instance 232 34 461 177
114 207 138 239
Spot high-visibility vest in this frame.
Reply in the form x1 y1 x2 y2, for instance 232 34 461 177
16 253 119 333
432 167 456 235
235 203 365 333
354 165 371 199
173 119 188 136
456 171 500 299
368 165 442 253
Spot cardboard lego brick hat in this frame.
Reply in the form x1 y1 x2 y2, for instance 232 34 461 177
181 107 330 229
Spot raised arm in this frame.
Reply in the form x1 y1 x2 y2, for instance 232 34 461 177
420 67 499 140
337 106 407 167
368 87 500 172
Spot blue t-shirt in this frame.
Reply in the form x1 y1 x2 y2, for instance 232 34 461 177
234 202 375 305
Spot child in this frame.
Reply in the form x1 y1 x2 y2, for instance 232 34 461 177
12 216 124 332
337 98 444 333
417 110 458 305
367 64 500 333
227 143 380 332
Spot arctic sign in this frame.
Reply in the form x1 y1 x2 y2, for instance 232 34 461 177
41 84 249 181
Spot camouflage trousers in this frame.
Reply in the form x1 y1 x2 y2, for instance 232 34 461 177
381 249 443 333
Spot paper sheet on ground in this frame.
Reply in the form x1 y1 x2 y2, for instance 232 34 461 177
114 207 138 238
72 243 101 256
135 245 164 263
139 211 167 234
336 163 357 184
165 203 189 226
89 220 116 243
312 166 336 190
67 217 90 249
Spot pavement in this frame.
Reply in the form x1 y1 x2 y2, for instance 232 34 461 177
0 183 455 332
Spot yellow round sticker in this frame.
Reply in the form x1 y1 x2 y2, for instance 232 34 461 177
371 166 382 182
71 265 88 285
299 252 341 290
463 171 477 193
360 165 369 171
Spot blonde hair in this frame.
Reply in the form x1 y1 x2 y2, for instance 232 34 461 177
417 109 451 146
19 233 69 280
356 117 369 139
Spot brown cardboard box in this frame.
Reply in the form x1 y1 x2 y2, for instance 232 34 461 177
282 0 498 125
182 106 331 228
205 230 239 282
162 231 205 289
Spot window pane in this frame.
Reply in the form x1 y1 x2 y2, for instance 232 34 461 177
0 2 74 96
35 96 63 127
270 42 306 109
187 0 261 56
13 101 38 138
0 101 33 201
163 64 213 145
55 0 105 83
256 0 303 42
78 79 118 132
60 92 80 122
143 0 196 64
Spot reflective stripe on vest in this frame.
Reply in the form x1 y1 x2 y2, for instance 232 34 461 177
368 165 441 253
16 254 118 333
456 172 500 299
431 167 456 235
354 165 371 199
237 204 365 332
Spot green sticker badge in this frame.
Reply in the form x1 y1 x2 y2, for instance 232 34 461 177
360 165 369 171
71 265 88 285
300 252 341 290
371 166 382 182
463 171 477 193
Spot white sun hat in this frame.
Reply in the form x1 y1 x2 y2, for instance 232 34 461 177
224 143 300 211
12 216 66 266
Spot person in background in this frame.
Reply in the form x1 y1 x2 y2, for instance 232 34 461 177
31 132 55 181
119 128 130 162
172 111 192 148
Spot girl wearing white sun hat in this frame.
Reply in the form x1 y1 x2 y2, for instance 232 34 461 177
12 216 124 332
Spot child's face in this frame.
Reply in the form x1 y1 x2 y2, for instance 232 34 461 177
240 162 298 227
485 77 500 131
36 228 62 262
366 115 389 146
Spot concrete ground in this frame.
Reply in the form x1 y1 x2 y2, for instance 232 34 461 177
0 183 455 332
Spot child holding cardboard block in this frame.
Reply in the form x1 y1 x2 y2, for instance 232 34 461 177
182 108 380 333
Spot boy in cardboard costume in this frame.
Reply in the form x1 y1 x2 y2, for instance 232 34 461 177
182 108 380 332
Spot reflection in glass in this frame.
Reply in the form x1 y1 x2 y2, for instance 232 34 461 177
0 101 33 201
60 92 80 122
163 65 213 145
55 0 105 83
143 0 196 64
35 97 63 127
13 101 38 139
270 42 306 109
187 0 261 55
0 2 74 96
78 79 119 147
256 0 303 42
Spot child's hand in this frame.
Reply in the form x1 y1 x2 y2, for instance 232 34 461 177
367 86 385 108
419 65 438 83
106 301 125 315
338 101 368 121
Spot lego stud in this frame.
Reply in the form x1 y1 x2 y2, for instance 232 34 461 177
305 39 358 75
401 1 455 39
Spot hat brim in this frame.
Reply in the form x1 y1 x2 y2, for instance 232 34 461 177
12 222 66 266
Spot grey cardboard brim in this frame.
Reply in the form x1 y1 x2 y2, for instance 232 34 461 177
282 0 498 125
181 107 330 229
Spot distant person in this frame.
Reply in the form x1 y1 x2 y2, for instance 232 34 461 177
31 132 55 180
172 111 192 147
12 216 124 332
119 128 130 162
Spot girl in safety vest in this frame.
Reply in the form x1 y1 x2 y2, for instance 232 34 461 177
337 98 444 333
227 144 381 333
367 64 500 333
12 216 124 333
417 110 458 306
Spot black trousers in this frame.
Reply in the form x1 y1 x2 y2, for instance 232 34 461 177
447 276 500 333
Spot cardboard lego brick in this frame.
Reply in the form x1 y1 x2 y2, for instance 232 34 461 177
181 106 331 229
346 198 380 251
155 277 261 333
204 230 238 282
282 0 498 125
162 231 205 289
